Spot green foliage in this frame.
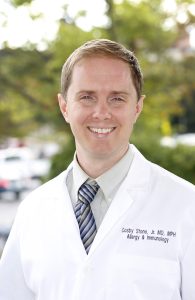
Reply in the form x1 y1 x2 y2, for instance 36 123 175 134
132 135 195 184
105 0 176 52
0 47 58 137
10 0 32 6
99 0 195 135
1 0 195 139
48 136 75 179
1 0 195 184
46 23 95 101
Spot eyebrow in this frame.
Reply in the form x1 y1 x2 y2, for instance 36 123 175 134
110 91 130 95
76 90 130 96
76 90 95 96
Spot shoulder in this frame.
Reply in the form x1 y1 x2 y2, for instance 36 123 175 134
18 163 73 215
132 144 195 199
150 159 195 195
27 169 67 198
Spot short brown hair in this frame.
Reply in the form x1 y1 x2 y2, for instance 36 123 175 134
60 39 143 100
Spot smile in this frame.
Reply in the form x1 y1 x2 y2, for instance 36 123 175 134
88 127 115 134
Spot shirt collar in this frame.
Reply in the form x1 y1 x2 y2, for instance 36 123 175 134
96 145 134 200
72 155 89 202
72 145 134 204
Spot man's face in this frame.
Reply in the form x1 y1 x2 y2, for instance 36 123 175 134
58 56 144 163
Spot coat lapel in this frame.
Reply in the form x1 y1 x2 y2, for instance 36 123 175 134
55 146 151 257
54 166 88 258
89 145 151 255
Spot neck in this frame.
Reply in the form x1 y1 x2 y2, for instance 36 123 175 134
76 147 129 178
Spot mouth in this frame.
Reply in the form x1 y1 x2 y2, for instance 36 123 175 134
88 127 115 135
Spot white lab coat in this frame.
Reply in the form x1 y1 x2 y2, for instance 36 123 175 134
0 145 195 300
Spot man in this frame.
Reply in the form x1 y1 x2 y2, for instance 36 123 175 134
0 39 195 299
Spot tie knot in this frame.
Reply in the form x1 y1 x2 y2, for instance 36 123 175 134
78 181 99 205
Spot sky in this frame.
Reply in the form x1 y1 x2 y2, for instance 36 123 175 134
0 0 107 49
0 0 195 50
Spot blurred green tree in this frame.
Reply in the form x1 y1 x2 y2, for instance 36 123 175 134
0 0 195 182
1 0 194 139
0 48 55 138
101 0 195 137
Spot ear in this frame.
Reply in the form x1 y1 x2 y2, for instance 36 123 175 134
58 93 69 123
134 95 145 123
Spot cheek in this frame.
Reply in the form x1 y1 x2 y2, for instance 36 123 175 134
131 106 140 124
63 103 75 123
67 110 85 128
123 109 137 123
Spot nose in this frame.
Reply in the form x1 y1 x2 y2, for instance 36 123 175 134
92 101 111 120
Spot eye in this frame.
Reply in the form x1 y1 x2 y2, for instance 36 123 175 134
112 97 124 101
79 94 96 105
80 95 92 100
109 96 125 104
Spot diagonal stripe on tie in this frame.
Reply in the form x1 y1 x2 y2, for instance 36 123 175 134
75 181 99 254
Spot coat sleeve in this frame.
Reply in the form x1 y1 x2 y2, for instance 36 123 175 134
0 204 34 300
180 197 195 300
181 228 195 300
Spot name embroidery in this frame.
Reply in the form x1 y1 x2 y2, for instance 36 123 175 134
121 228 176 244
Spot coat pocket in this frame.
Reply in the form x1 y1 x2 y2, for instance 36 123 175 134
106 255 181 300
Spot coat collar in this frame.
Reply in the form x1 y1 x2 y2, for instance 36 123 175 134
52 145 151 258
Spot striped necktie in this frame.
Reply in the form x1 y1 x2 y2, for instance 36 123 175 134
75 181 99 254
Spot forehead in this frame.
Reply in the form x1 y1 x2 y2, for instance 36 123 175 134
67 56 137 98
72 55 132 79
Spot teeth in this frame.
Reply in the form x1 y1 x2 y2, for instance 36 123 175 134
90 128 114 134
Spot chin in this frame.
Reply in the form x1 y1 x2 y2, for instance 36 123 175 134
90 146 118 159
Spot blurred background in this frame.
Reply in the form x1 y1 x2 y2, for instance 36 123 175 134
0 0 195 254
